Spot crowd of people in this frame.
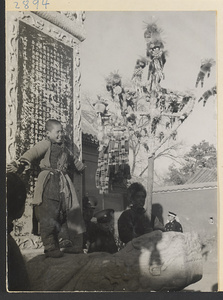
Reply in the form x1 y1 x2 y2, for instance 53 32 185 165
6 119 184 289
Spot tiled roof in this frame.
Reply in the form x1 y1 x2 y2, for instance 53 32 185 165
81 110 98 137
153 168 217 194
185 168 217 184
153 181 217 194
81 110 99 146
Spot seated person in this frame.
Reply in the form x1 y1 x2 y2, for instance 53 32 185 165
7 172 30 291
88 209 118 254
118 182 164 244
165 211 183 233
82 196 98 251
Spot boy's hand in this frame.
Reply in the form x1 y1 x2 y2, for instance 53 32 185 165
74 158 86 172
6 161 19 173
7 160 29 174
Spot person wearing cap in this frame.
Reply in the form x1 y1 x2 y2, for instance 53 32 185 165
118 182 165 244
165 211 183 233
88 208 118 254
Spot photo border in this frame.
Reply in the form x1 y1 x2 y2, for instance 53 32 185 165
4 0 223 296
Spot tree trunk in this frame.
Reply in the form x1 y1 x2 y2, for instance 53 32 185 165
145 154 155 219
131 148 136 175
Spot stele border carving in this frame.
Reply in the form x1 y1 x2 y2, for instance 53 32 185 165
6 11 85 163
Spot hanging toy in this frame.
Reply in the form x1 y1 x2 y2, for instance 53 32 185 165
166 121 170 129
135 131 142 140
132 57 148 83
158 131 165 142
198 86 217 106
171 130 177 141
143 143 149 152
113 85 123 96
179 96 192 111
93 96 108 114
126 113 137 125
143 21 162 43
93 95 109 125
106 71 122 99
146 39 167 91
151 116 161 134
145 92 151 102
143 127 148 135
168 96 180 113
170 116 176 126
195 58 216 88
124 87 136 111
179 113 188 123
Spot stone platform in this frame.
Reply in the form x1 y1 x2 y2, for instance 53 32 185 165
25 231 203 292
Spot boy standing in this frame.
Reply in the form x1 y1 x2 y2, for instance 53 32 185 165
7 119 86 258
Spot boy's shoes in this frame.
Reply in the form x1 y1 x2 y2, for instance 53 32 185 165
63 246 84 254
45 249 64 258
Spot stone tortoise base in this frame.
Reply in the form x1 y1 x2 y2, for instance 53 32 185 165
25 230 203 292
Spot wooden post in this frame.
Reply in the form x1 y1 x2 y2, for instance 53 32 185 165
145 154 155 219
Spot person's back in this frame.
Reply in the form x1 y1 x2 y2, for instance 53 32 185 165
88 209 118 254
7 172 30 291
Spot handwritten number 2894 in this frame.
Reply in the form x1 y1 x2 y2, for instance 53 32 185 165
14 0 50 9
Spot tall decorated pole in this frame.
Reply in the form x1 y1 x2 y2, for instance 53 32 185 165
94 21 196 220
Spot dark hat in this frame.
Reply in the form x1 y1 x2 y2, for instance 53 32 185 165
127 182 147 201
94 209 114 223
83 196 98 209
168 211 176 217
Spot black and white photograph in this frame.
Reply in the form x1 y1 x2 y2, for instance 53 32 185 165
5 10 218 292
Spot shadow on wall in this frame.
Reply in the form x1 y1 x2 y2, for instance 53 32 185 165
152 203 164 225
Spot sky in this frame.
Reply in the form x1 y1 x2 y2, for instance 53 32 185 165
80 11 217 173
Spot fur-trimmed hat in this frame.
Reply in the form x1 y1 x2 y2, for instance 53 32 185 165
127 182 147 202
94 209 114 223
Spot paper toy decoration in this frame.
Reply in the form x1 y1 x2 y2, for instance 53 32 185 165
95 129 131 194
198 86 217 106
195 58 216 88
143 21 162 43
94 21 197 194
132 57 148 84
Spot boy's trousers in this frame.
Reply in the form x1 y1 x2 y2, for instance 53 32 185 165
34 195 69 252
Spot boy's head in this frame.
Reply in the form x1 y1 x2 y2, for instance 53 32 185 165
45 119 63 144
